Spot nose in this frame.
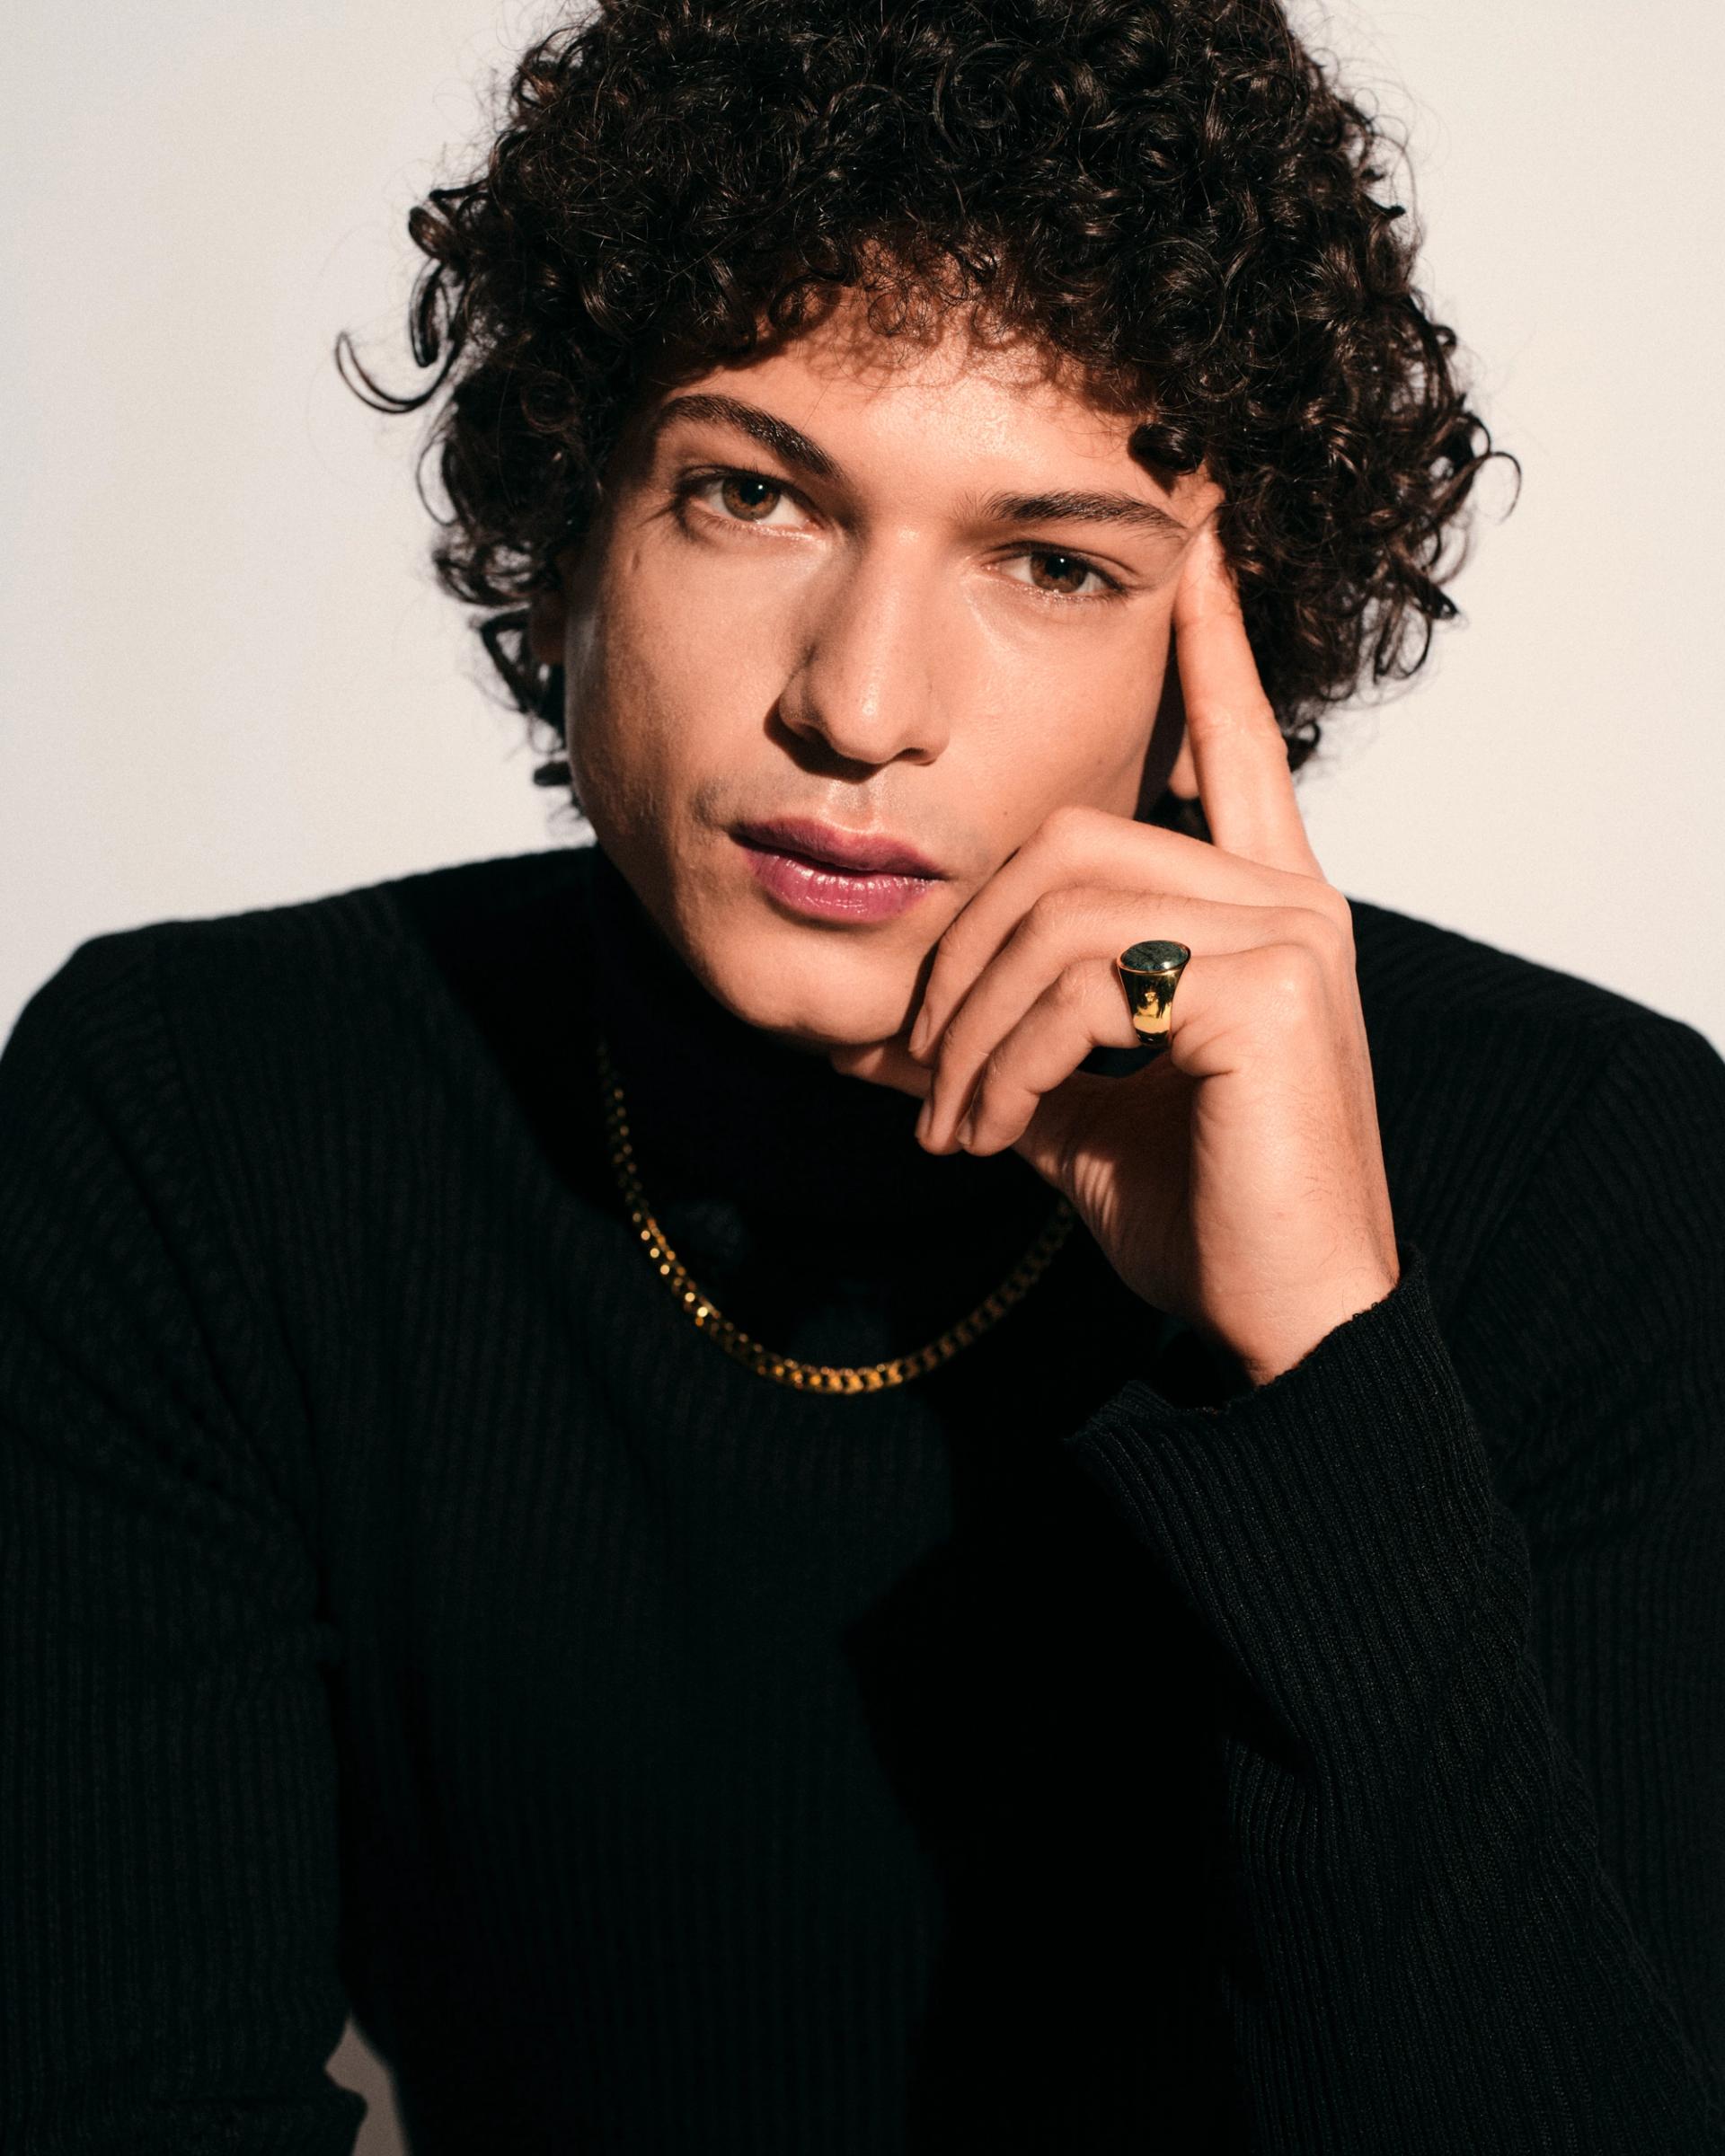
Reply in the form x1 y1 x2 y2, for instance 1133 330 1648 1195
773 537 955 772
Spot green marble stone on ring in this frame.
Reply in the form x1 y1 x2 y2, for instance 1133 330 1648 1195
1118 939 1191 975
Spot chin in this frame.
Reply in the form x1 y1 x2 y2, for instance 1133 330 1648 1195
692 920 919 1053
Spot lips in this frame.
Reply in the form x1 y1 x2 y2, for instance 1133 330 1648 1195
730 817 944 879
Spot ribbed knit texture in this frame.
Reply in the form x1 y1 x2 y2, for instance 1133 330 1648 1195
2 838 1721 2154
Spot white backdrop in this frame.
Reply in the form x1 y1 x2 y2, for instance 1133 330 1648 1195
4 4 1722 2145
5 1 1723 1053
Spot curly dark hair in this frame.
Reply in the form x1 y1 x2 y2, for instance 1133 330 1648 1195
340 0 1508 800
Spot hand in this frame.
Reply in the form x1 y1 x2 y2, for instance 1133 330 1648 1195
828 522 1400 1389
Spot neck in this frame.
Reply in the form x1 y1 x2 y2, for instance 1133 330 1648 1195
578 839 1048 1235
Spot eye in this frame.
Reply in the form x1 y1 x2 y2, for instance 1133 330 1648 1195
678 470 804 527
714 474 786 523
1003 548 1123 602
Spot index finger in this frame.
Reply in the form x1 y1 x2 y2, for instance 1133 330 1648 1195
1173 521 1322 877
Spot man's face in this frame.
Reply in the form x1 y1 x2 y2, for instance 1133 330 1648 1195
531 288 1219 1051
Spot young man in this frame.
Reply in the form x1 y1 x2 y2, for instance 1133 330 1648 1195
3 3 1722 2152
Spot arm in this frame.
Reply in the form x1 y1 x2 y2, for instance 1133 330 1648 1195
1063 1017 1725 2152
0 937 366 2153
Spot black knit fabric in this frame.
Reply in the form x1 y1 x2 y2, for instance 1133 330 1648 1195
2 837 1722 2154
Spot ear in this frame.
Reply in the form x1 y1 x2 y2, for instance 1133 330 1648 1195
526 585 568 667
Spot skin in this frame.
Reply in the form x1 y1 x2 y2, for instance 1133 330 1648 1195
530 286 1400 1387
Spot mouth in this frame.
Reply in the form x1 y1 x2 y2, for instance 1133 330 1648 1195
730 817 946 879
730 817 944 924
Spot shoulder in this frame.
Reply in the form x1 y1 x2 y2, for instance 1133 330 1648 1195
3 846 606 1219
1348 896 1703 1040
7 844 598 1068
1346 897 1725 1307
42 843 590 996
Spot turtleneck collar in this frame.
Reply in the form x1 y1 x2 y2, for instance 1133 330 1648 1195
576 838 1052 1239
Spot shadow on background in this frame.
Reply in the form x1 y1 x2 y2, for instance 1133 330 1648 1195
330 2020 406 2155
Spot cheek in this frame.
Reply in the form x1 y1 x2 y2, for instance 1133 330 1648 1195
568 546 765 802
975 620 1171 817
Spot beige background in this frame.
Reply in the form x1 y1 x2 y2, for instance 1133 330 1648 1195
4 3 1721 2148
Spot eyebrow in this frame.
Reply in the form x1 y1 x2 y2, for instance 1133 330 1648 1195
647 393 840 481
644 392 1188 542
978 486 1187 542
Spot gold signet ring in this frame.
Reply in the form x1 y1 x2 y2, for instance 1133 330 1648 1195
1115 940 1191 1053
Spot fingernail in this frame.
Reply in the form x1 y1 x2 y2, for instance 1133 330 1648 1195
915 1098 932 1146
907 1012 929 1060
956 1111 976 1149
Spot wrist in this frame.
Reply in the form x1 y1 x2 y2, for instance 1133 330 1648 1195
1234 1259 1402 1389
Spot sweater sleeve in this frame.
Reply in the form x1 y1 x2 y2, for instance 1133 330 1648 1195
0 937 366 2154
1062 1015 1725 2153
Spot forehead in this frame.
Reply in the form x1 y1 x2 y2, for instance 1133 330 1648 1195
633 282 1203 507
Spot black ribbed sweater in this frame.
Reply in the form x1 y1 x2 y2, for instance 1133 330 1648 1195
3 837 1723 2154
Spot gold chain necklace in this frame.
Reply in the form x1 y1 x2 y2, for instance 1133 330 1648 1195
597 1032 1077 1393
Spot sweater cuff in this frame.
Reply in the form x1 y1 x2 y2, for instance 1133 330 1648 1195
1062 1250 1501 1810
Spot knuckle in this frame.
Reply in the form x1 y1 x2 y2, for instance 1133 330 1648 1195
1050 960 1091 1012
1307 881 1356 942
1253 941 1324 1019
1314 909 1353 968
1040 801 1093 850
1202 700 1248 742
1274 901 1348 967
1022 888 1074 946
1203 694 1275 745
